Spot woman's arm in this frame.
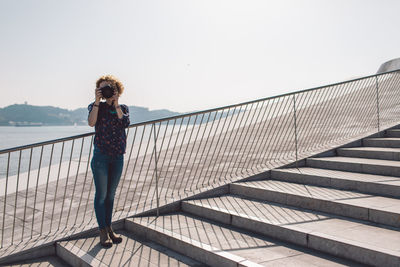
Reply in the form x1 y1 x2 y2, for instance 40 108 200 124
112 91 123 119
115 105 123 119
88 88 102 127
119 105 130 128
88 104 99 127
112 91 130 128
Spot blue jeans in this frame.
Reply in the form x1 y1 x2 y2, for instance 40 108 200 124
91 146 124 229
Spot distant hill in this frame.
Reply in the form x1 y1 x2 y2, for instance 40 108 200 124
0 104 183 126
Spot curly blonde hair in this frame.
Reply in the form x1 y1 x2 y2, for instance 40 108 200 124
96 75 125 95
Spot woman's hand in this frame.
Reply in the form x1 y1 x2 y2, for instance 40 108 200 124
95 88 103 104
89 88 102 127
112 90 123 119
112 89 120 107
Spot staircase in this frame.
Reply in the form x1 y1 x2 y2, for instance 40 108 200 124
5 128 400 266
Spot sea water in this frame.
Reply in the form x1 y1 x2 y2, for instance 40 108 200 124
0 124 176 179
0 125 94 150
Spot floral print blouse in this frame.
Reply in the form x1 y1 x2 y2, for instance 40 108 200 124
88 102 130 156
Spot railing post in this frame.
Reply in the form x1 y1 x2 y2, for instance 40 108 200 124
375 76 380 132
292 95 299 168
1 152 10 249
152 123 160 217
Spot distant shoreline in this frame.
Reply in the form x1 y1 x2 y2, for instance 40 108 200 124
1 124 88 127
0 125 89 127
0 103 182 126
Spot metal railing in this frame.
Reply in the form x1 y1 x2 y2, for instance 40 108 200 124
1 69 400 249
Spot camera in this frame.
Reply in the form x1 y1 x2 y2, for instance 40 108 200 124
100 85 115 99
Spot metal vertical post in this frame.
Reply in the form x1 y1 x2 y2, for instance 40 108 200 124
1 152 10 248
152 123 160 217
375 76 380 132
293 95 299 168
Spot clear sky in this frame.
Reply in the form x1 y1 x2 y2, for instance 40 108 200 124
1 0 399 113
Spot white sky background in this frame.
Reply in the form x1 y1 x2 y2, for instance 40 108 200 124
0 0 399 113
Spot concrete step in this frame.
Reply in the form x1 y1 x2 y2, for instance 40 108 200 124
56 229 203 267
3 256 70 267
363 138 400 148
126 213 363 267
306 156 400 176
182 195 400 267
386 129 400 138
230 180 400 228
271 167 400 198
337 147 400 161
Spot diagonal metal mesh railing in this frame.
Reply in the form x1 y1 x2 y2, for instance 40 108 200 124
1 69 400 251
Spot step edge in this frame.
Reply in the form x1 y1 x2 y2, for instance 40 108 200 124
307 157 400 163
307 157 400 167
125 217 264 267
270 168 400 186
270 168 400 194
272 167 398 178
338 147 400 151
364 138 400 140
232 180 378 199
57 241 108 267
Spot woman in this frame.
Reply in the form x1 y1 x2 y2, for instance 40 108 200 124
88 75 130 247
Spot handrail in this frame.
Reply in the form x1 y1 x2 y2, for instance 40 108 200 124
0 132 94 154
122 67 400 125
2 67 399 155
